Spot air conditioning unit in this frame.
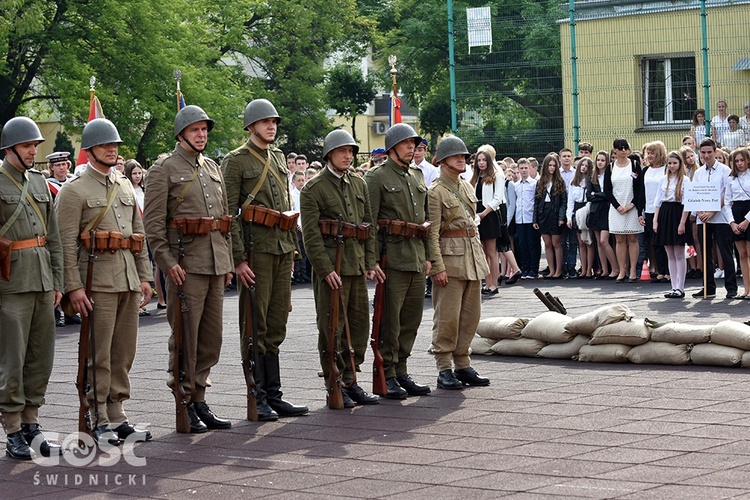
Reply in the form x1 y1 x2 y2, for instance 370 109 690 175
372 122 387 135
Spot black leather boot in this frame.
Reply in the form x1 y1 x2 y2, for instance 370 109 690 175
5 431 31 460
255 356 279 421
344 382 379 405
264 353 308 417
186 405 208 433
193 402 232 429
384 378 407 399
22 423 62 456
396 374 431 395
454 367 490 387
436 370 463 390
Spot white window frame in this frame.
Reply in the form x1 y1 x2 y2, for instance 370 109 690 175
642 56 696 126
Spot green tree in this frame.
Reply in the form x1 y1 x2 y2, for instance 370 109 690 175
325 64 377 143
53 130 75 160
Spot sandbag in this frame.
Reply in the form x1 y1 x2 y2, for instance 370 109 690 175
711 321 750 350
578 344 631 363
564 304 634 336
741 351 750 368
590 319 650 346
470 335 499 355
537 335 590 360
626 342 691 365
475 317 529 340
521 312 574 343
690 343 744 367
491 338 546 357
650 323 712 345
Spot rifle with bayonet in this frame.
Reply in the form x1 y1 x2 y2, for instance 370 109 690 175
76 230 98 442
241 226 259 421
370 228 387 396
327 215 345 409
172 227 195 433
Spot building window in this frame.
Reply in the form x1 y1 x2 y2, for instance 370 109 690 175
642 56 697 125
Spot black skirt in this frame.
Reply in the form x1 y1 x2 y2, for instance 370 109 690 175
732 200 750 242
654 202 689 246
537 202 562 235
587 200 609 231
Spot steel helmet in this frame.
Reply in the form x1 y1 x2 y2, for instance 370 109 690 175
1 117 45 149
322 130 359 161
80 118 123 150
434 135 470 165
243 99 281 130
384 123 421 152
174 105 214 139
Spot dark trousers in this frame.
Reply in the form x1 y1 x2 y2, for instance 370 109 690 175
515 223 541 274
697 223 737 294
562 224 578 272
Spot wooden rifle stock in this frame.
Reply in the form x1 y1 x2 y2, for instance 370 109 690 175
76 230 98 440
173 229 194 433
327 216 345 409
370 230 387 396
242 232 259 421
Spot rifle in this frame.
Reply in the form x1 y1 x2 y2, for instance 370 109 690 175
76 230 98 442
533 288 566 315
327 215 344 409
370 229 387 396
338 281 356 385
241 228 259 421
172 227 195 433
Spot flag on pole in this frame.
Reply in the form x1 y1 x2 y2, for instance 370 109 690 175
388 55 402 127
76 77 105 166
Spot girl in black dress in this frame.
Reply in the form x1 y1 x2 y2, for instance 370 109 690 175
533 152 567 279
587 151 619 279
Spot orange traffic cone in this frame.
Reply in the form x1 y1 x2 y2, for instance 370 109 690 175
640 260 650 281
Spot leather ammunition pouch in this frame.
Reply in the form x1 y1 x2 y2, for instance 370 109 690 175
377 219 432 239
0 236 48 281
242 205 298 231
80 231 145 254
170 215 232 236
318 220 371 241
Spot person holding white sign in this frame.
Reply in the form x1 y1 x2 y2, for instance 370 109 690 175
653 152 691 298
691 138 737 299
726 147 750 299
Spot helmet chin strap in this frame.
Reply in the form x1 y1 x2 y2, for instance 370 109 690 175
179 133 205 154
391 150 413 167
9 146 33 170
88 149 118 168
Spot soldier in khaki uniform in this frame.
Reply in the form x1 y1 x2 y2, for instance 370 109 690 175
300 130 383 407
222 99 308 420
364 123 433 399
143 106 234 433
56 118 153 445
427 136 491 390
0 117 63 460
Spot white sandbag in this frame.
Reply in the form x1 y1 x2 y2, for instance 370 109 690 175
565 304 635 336
650 323 712 344
626 342 691 365
470 335 499 355
741 351 750 368
521 312 574 343
590 319 650 346
491 338 546 357
537 335 590 360
711 321 750 350
578 344 631 363
690 343 744 367
475 317 529 340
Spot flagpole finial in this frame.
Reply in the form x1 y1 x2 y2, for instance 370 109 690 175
173 69 182 82
388 55 397 76
89 76 96 91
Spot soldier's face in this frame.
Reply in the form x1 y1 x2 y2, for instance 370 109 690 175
251 118 278 144
328 146 353 174
440 154 466 176
180 121 209 152
391 139 415 165
5 141 39 171
90 143 119 166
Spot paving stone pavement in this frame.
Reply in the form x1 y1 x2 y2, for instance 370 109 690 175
3 275 750 499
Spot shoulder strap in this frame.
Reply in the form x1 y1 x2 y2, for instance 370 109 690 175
239 145 290 212
167 165 201 220
0 170 32 238
83 177 121 232
0 169 46 235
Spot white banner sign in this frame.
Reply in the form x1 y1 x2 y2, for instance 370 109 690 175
467 7 492 51
683 182 722 212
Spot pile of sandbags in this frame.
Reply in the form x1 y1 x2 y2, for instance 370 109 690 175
470 305 750 368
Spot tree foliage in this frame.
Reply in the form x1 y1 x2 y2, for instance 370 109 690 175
325 64 377 143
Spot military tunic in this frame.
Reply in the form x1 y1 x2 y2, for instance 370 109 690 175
427 173 489 372
143 144 233 399
222 139 297 356
0 161 63 430
300 166 377 385
365 158 431 378
56 164 152 425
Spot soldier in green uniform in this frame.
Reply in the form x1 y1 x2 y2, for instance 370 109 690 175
222 99 308 420
300 130 383 407
427 136 491 390
0 117 63 460
56 118 153 445
364 123 433 399
143 106 234 433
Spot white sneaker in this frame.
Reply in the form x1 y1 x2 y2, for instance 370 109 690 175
714 268 725 279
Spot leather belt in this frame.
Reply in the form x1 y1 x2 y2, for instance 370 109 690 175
440 228 476 238
10 235 47 250
318 220 371 241
81 231 145 254
377 219 432 239
170 216 233 235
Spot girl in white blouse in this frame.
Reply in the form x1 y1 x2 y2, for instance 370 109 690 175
566 158 594 277
726 147 750 298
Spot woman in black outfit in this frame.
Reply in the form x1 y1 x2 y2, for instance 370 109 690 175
533 152 567 279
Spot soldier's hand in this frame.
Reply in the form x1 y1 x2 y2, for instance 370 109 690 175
139 282 153 308
69 288 93 317
224 273 234 287
53 290 63 308
168 264 187 286
325 271 341 290
374 263 386 282
235 261 255 288
367 268 385 283
433 271 448 287
425 261 432 276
